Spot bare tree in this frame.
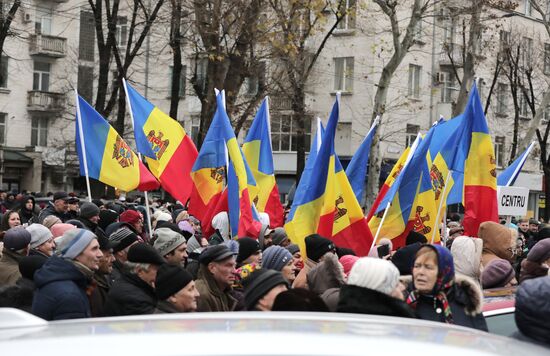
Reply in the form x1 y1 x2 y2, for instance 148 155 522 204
168 0 185 119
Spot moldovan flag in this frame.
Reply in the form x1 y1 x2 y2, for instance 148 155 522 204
124 80 198 202
75 95 159 192
242 97 284 227
497 141 536 186
462 84 499 235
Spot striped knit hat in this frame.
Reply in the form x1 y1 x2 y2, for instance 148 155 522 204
55 228 97 260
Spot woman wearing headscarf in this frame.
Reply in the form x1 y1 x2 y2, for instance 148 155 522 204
405 244 488 331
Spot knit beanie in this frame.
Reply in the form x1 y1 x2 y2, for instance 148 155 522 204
80 202 100 219
127 243 165 266
55 229 97 260
98 209 119 231
482 258 515 289
271 227 289 246
339 255 359 277
526 238 550 263
391 242 423 275
305 234 335 262
153 228 186 257
406 230 427 245
237 237 261 264
262 245 292 271
155 264 193 300
243 269 288 310
42 215 62 229
50 223 76 238
27 224 53 249
286 244 300 255
109 227 138 253
537 227 550 241
347 257 400 295
156 212 172 223
3 227 32 251
119 209 142 225
18 255 46 280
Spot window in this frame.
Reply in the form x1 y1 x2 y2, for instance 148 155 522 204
35 7 52 35
116 16 128 48
0 113 5 145
545 44 550 75
442 16 456 44
271 115 311 152
0 56 7 88
521 37 533 68
405 124 419 147
499 30 510 55
440 71 457 103
79 11 95 61
78 65 94 102
525 0 532 16
243 62 266 96
544 106 550 123
519 94 530 118
333 57 354 92
413 20 423 42
408 64 421 99
195 57 208 93
336 0 356 30
169 65 186 98
33 61 50 92
191 116 200 144
496 83 507 115
31 117 48 147
495 136 505 168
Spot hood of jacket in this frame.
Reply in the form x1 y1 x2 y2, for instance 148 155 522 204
34 256 89 290
478 222 515 263
307 253 345 295
451 237 482 280
515 276 550 346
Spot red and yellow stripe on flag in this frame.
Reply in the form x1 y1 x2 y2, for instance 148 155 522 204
125 81 198 203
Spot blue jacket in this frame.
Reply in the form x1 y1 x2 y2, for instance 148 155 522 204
513 276 550 347
32 256 91 321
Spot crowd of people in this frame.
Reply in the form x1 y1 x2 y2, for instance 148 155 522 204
0 190 549 348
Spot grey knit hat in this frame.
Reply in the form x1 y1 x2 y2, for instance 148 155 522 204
286 244 300 255
153 228 186 257
262 245 292 271
27 224 53 249
55 228 97 260
80 202 100 219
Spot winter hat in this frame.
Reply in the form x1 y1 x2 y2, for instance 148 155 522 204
156 212 172 223
348 257 400 295
391 242 423 275
243 269 288 310
482 258 515 289
18 255 46 280
119 209 142 225
153 228 186 257
66 219 86 229
405 230 427 245
478 221 515 262
272 288 329 312
271 228 289 246
27 224 53 249
336 247 356 258
55 229 97 260
224 240 239 255
286 244 300 255
526 238 550 263
451 236 483 279
98 209 119 231
305 234 335 262
339 255 359 277
127 243 165 266
211 212 230 241
53 191 69 202
178 220 195 238
42 215 62 229
155 264 193 300
199 244 235 265
262 245 292 271
3 227 32 252
80 202 100 219
514 276 550 346
109 227 138 253
237 237 261 264
92 199 104 208
50 223 76 239
537 226 550 241
96 229 113 251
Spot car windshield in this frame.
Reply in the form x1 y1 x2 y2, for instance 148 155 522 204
485 312 517 337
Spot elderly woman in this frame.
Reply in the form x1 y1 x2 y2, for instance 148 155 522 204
405 244 487 331
519 238 550 283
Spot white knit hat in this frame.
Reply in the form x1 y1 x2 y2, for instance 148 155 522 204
156 212 172 222
347 257 400 295
27 223 53 249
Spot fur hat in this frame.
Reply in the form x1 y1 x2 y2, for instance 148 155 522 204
305 234 335 262
153 228 186 257
347 257 400 295
80 202 100 219
482 259 515 289
27 224 53 249
262 245 292 271
155 264 193 300
55 229 97 260
3 227 32 251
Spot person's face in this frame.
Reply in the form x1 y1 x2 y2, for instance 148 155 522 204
133 217 144 233
54 199 69 213
292 252 304 271
257 284 288 311
413 252 438 294
37 238 55 256
7 212 20 228
518 222 529 232
390 282 406 301
75 239 103 271
169 280 200 312
245 251 262 266
138 264 159 287
209 257 236 288
165 243 188 266
98 249 115 274
529 224 538 233
25 199 33 211
89 215 100 224
281 260 296 283
0 192 6 200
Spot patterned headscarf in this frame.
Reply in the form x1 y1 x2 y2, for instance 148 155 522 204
407 244 456 323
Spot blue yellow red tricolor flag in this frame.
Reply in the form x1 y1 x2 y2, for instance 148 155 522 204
242 97 284 227
497 141 535 186
75 94 159 192
124 80 198 203
285 95 373 257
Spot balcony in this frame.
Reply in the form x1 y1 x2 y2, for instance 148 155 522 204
29 34 67 58
439 43 463 67
27 91 64 112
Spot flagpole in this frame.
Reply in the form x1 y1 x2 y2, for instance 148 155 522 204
431 170 452 244
74 90 93 202
370 201 391 252
506 141 535 186
122 78 154 240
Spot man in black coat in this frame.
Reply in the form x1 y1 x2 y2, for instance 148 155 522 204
37 192 74 224
103 243 165 316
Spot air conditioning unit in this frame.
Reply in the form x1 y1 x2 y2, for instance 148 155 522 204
23 11 32 23
436 72 447 84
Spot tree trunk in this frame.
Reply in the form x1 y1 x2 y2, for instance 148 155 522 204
292 87 306 185
545 171 550 221
115 77 127 135
169 0 182 119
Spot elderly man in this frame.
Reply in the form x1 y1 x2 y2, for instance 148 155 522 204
242 269 288 311
103 243 165 316
76 202 102 233
155 264 200 313
195 245 238 312
0 227 32 286
38 191 73 223
89 232 115 317
32 229 103 320
108 227 139 282
27 224 55 260
153 228 188 266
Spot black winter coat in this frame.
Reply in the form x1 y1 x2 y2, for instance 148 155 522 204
404 275 488 331
337 284 416 318
32 257 92 321
513 276 550 347
103 272 157 316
